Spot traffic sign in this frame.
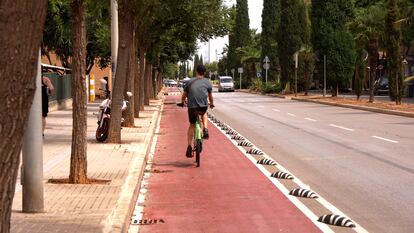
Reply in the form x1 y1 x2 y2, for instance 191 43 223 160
231 68 235 74
263 56 270 63
238 67 243 73
263 63 270 70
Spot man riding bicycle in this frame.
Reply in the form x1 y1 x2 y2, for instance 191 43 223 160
179 64 214 158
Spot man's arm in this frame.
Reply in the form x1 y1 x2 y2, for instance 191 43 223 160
181 91 187 104
208 92 214 107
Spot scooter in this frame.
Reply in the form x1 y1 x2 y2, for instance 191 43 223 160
95 79 132 142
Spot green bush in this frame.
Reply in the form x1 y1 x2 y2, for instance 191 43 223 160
263 81 282 93
249 79 263 92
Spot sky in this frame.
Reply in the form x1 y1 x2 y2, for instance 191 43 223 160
197 0 263 64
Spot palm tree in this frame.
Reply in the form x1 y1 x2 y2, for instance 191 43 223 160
349 3 386 102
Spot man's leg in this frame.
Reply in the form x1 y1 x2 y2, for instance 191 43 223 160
202 111 209 139
42 117 46 135
187 123 195 146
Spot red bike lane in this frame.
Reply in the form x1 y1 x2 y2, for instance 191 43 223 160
138 89 321 233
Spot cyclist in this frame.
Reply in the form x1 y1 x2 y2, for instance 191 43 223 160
179 64 214 158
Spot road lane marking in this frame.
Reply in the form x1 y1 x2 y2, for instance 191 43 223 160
287 113 296 117
272 109 280 112
305 118 317 122
372 136 398 144
329 124 355 132
258 105 264 108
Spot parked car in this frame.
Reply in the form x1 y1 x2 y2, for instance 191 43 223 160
374 76 389 95
218 76 235 92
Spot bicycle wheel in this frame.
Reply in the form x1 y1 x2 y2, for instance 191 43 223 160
195 139 202 167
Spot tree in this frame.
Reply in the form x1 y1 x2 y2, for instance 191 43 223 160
277 0 303 90
349 2 385 102
107 0 134 143
261 0 280 83
385 0 403 104
234 0 250 75
193 54 199 77
69 0 88 183
311 0 355 96
0 0 47 231
42 0 111 73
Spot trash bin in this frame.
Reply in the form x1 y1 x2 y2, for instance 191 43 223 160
408 83 414 98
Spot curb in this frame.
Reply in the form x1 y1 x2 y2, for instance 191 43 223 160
237 89 414 118
104 99 163 233
291 97 414 118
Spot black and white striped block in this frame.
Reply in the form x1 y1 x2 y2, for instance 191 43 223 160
238 141 253 147
247 148 264 155
318 214 356 228
217 122 225 127
289 188 318 199
221 126 229 131
231 135 245 140
270 171 294 180
213 119 220 123
226 129 238 135
257 158 277 166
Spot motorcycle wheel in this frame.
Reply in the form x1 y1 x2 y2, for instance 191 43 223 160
96 118 110 142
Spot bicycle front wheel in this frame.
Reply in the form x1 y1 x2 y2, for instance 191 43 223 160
195 139 202 167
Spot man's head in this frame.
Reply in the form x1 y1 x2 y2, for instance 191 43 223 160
196 65 206 77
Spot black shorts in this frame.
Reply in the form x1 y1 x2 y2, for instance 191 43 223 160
188 107 208 124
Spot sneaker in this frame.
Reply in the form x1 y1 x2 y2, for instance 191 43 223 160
186 145 193 158
203 128 209 139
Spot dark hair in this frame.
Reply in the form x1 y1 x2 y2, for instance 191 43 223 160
196 65 206 76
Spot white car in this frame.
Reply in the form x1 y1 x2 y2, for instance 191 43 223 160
218 76 235 92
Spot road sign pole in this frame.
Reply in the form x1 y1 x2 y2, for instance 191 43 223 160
240 72 242 90
265 67 268 86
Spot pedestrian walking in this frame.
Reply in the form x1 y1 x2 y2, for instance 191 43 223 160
42 76 54 136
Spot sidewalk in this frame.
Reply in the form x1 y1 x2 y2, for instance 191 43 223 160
135 90 322 233
11 98 162 233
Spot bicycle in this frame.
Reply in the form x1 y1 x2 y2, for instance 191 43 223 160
177 103 214 167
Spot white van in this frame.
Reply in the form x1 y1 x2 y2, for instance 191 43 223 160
218 76 235 92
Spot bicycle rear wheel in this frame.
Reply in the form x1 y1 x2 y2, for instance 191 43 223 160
195 139 202 167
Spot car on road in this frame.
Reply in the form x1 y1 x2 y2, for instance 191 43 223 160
164 79 177 87
374 76 389 95
218 76 235 92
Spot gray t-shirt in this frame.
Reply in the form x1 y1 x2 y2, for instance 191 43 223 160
184 77 212 109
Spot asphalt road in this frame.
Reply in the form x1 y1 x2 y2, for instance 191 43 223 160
211 90 414 233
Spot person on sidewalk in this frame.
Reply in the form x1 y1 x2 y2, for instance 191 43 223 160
42 76 54 136
179 65 214 157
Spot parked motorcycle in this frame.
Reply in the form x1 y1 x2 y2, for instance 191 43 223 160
95 79 132 142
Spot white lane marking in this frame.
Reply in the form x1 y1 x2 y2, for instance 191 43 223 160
128 104 164 232
210 118 369 233
287 113 296 117
329 124 355 132
248 103 253 105
305 118 317 122
258 105 264 108
272 109 280 112
372 136 399 144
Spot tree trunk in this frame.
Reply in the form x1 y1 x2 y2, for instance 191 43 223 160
107 0 133 143
144 60 151 105
69 0 88 184
0 1 47 232
133 38 141 118
368 35 379 103
122 31 135 127
139 48 146 110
